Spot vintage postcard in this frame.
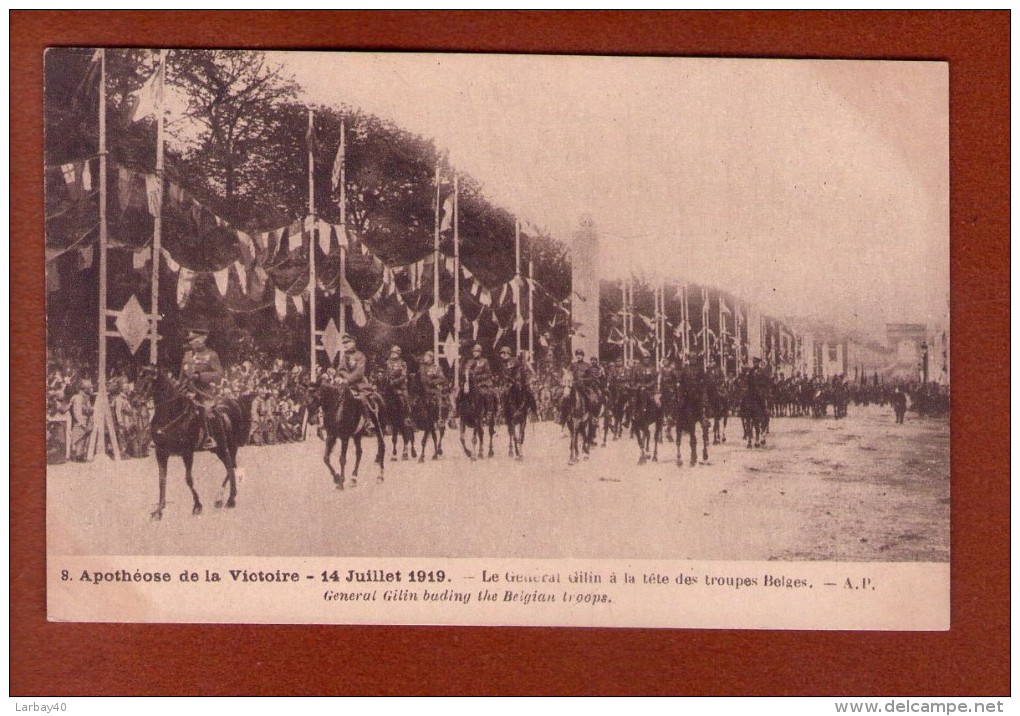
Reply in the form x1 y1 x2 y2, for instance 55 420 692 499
45 50 949 629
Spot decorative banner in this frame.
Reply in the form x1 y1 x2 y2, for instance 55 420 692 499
290 293 305 315
144 174 161 217
320 318 342 365
81 160 92 192
274 287 288 322
162 248 180 273
78 244 93 271
115 294 151 356
213 267 230 296
176 269 196 308
132 247 150 270
233 261 248 294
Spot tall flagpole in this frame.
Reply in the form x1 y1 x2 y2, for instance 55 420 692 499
514 219 522 354
89 48 120 460
452 173 461 396
338 118 347 338
307 109 317 383
149 49 166 365
527 251 534 366
433 162 441 359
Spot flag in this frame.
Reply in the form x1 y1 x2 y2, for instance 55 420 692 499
234 260 248 293
124 54 165 123
274 288 288 322
81 160 93 192
291 293 305 315
440 196 454 232
132 248 150 271
720 299 731 315
144 174 161 217
72 49 102 109
161 248 180 273
331 127 345 192
213 267 229 296
176 269 196 308
305 120 319 159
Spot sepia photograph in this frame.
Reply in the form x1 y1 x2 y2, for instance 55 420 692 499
44 48 950 629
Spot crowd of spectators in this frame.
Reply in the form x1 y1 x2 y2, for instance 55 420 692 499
46 348 312 464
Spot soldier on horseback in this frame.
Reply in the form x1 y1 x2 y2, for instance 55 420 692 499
560 348 600 424
463 343 495 395
337 334 383 430
384 345 411 412
180 326 225 449
498 345 538 413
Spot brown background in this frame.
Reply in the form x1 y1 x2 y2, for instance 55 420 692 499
11 11 1009 696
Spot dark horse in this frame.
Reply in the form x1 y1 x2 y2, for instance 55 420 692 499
629 385 662 465
407 370 445 462
457 373 497 460
306 383 385 489
562 378 593 464
134 365 253 520
501 366 535 460
669 367 709 467
739 372 770 449
378 370 417 461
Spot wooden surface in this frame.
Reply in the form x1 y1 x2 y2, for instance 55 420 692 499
12 11 1009 696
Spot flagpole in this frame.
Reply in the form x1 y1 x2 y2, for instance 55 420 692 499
149 49 166 366
527 251 534 366
307 109 317 383
453 172 461 397
433 162 441 359
89 48 120 461
338 118 347 339
514 219 522 354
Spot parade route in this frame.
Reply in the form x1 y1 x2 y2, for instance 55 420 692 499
48 405 949 562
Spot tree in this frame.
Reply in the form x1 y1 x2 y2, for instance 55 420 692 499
168 50 299 218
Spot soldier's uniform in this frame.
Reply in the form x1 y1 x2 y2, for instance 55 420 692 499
69 380 95 462
337 337 383 429
418 352 451 422
463 347 495 394
499 348 538 414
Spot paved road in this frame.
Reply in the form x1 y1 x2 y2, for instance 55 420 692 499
48 404 949 562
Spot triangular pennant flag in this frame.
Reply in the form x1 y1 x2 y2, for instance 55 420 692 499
143 174 161 217
331 128 345 192
132 248 150 270
317 219 332 255
499 284 510 305
161 248 180 273
78 244 93 270
479 287 492 307
440 196 454 232
291 293 305 315
336 224 348 248
445 257 455 274
274 288 288 322
81 160 93 192
176 269 195 308
279 226 291 255
442 332 458 365
234 261 248 293
213 267 229 296
493 325 505 348
125 56 164 123
168 181 185 205
351 298 367 327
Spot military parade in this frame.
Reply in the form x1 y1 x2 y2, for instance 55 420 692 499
44 49 949 565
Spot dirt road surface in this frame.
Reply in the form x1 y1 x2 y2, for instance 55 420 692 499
48 404 949 562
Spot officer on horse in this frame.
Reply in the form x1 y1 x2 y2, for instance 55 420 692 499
180 325 225 448
336 334 383 428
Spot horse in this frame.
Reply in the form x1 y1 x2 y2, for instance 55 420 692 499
561 376 593 465
739 373 770 449
407 369 444 463
500 365 535 460
133 365 253 520
378 370 417 461
601 377 629 445
669 367 709 467
706 373 729 445
457 373 498 461
628 384 662 465
306 383 385 489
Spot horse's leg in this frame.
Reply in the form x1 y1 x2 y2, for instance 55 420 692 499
214 437 238 509
180 450 202 515
701 418 710 462
419 426 428 464
460 420 474 460
352 435 366 481
339 437 352 486
675 425 683 467
690 424 698 467
324 435 342 488
487 412 496 458
390 420 398 459
151 447 170 520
